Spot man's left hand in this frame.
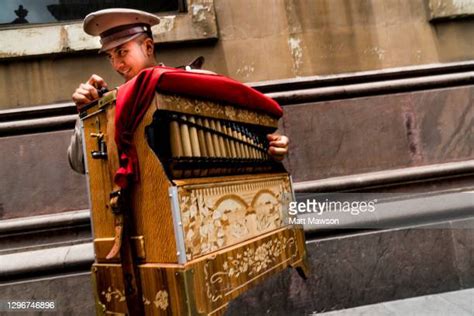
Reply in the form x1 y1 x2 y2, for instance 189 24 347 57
267 134 289 161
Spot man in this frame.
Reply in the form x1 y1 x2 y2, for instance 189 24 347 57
68 8 289 174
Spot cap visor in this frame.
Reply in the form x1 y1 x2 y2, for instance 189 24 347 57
98 33 145 53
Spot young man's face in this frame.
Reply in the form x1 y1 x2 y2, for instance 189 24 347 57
104 36 153 81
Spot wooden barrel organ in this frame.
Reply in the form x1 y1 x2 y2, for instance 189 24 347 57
80 90 308 315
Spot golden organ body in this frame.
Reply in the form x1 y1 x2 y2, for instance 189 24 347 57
80 91 308 315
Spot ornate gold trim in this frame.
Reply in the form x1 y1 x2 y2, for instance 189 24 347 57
154 93 279 127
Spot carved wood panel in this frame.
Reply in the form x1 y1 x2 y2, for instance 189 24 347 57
178 175 292 260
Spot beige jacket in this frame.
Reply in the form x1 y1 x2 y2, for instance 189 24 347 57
67 118 86 174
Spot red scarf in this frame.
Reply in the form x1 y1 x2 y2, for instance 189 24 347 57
114 67 166 188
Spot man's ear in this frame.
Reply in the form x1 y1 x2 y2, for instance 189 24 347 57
144 38 154 56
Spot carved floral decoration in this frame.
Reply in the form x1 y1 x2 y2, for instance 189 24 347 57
143 290 169 311
102 287 126 303
154 290 169 310
204 233 297 303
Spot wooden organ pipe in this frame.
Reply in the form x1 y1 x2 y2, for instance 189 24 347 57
195 117 208 157
188 116 201 157
170 117 183 158
209 120 222 157
203 119 216 157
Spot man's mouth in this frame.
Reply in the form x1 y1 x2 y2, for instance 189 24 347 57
119 69 131 77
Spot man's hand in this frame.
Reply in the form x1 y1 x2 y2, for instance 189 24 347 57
267 133 289 161
72 74 108 110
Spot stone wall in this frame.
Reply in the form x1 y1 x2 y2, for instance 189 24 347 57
1 0 474 109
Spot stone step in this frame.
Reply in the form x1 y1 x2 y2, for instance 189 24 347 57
314 288 474 316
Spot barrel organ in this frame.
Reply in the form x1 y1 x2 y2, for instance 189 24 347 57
80 90 308 315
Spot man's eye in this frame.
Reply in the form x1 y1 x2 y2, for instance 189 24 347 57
119 50 127 57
